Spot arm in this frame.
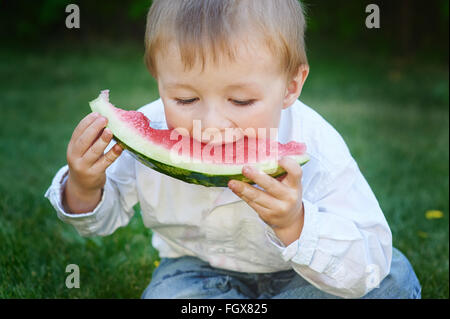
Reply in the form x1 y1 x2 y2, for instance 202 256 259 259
62 175 102 214
229 155 391 298
268 159 392 298
45 111 139 237
45 149 139 237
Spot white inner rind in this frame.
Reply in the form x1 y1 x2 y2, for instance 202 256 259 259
89 92 309 176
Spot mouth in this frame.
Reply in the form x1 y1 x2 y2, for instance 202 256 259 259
198 128 246 146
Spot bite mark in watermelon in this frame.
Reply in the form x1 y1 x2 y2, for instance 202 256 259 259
89 90 309 187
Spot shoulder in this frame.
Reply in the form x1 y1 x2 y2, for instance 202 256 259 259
283 100 355 175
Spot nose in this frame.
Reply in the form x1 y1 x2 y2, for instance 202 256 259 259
201 107 230 131
196 108 241 145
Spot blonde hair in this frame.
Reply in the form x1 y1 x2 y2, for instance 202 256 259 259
144 0 308 82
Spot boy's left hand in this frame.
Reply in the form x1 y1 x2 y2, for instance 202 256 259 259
228 157 304 246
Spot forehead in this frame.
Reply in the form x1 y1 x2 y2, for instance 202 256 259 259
155 38 282 85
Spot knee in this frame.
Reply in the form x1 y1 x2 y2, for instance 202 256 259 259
383 248 421 299
141 267 200 299
141 280 181 299
141 274 233 299
140 256 234 299
140 256 202 299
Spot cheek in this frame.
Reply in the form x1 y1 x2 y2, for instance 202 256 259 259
234 106 281 138
164 104 193 131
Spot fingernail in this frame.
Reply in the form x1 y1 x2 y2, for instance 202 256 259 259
243 166 252 174
113 144 123 154
98 116 107 125
103 128 112 139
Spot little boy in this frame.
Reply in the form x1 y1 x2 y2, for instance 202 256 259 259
45 0 421 298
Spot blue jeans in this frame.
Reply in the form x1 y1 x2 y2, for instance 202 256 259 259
141 247 421 299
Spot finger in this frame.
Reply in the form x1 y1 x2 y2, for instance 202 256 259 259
239 194 273 221
241 165 290 199
91 143 123 172
70 112 100 142
278 157 303 188
73 116 108 157
228 179 281 209
82 128 113 165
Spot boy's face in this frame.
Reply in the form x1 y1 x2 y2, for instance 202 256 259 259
155 39 308 145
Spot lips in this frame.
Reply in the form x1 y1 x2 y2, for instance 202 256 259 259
198 128 246 145
174 125 277 146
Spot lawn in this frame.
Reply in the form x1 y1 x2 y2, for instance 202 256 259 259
0 39 448 298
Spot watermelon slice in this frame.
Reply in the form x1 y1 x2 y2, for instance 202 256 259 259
89 90 309 187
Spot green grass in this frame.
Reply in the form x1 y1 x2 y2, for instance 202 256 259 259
0 40 448 298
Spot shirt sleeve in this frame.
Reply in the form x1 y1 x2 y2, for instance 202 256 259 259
266 158 392 298
44 148 139 237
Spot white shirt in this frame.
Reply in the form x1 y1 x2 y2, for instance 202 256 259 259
45 98 392 298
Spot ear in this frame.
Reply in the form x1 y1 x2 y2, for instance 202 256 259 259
282 64 309 109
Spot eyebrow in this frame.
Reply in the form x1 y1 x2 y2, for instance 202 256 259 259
165 82 261 91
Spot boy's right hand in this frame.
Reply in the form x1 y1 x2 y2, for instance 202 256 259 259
63 112 123 214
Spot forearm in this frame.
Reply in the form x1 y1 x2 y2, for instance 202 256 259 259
278 198 392 298
46 153 139 237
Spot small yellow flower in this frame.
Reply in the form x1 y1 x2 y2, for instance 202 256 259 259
425 210 444 219
153 260 160 268
417 231 428 239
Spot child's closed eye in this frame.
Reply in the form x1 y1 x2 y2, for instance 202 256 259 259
174 98 256 106
231 99 256 106
175 98 198 105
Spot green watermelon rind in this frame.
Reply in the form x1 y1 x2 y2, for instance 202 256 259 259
114 136 306 187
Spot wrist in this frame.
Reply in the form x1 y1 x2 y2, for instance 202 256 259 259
63 176 102 214
273 202 305 246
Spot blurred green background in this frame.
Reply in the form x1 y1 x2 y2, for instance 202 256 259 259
0 0 448 298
